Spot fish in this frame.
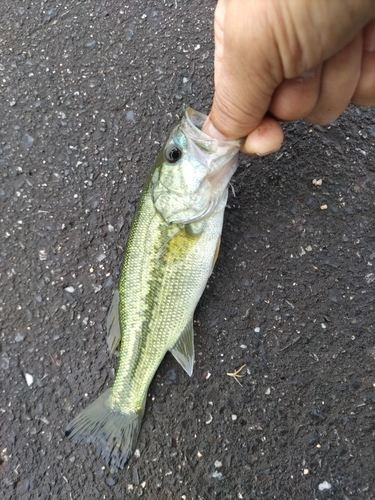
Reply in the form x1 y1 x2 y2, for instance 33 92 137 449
65 107 241 468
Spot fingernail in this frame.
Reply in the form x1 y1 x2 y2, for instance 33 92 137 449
202 118 228 140
364 23 375 51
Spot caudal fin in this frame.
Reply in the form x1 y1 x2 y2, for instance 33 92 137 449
65 388 144 468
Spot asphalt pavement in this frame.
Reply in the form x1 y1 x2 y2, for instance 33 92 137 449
1 1 375 499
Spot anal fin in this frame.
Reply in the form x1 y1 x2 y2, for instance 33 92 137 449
106 289 121 354
170 319 194 376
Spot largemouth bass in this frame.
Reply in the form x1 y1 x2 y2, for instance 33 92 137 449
65 108 241 468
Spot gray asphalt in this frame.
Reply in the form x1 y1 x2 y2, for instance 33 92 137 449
1 1 375 499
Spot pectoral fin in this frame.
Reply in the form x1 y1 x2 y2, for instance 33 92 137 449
156 227 202 264
155 228 184 263
170 319 194 376
106 289 121 354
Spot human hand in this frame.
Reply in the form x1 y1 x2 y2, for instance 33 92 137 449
203 0 375 155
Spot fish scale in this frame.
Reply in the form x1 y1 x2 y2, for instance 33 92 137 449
65 108 241 468
115 194 220 400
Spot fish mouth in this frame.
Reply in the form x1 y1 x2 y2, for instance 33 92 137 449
183 107 241 151
182 108 242 192
184 107 207 133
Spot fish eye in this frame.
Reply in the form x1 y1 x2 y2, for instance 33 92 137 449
165 144 183 164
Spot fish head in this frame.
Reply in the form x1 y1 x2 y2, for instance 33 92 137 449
150 108 242 225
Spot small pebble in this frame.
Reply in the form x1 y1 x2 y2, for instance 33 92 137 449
205 413 213 424
16 479 30 495
312 178 322 186
25 373 33 386
126 110 136 123
0 352 10 370
254 327 260 333
64 286 75 293
106 476 118 487
20 133 34 151
39 249 47 260
318 481 332 491
124 28 133 41
211 470 225 480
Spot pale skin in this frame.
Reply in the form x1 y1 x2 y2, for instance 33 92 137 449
203 0 375 155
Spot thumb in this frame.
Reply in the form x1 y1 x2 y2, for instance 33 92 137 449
204 41 284 154
207 3 282 141
202 13 284 156
208 76 275 141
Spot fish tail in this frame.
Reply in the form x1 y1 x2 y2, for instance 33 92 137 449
65 388 144 469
